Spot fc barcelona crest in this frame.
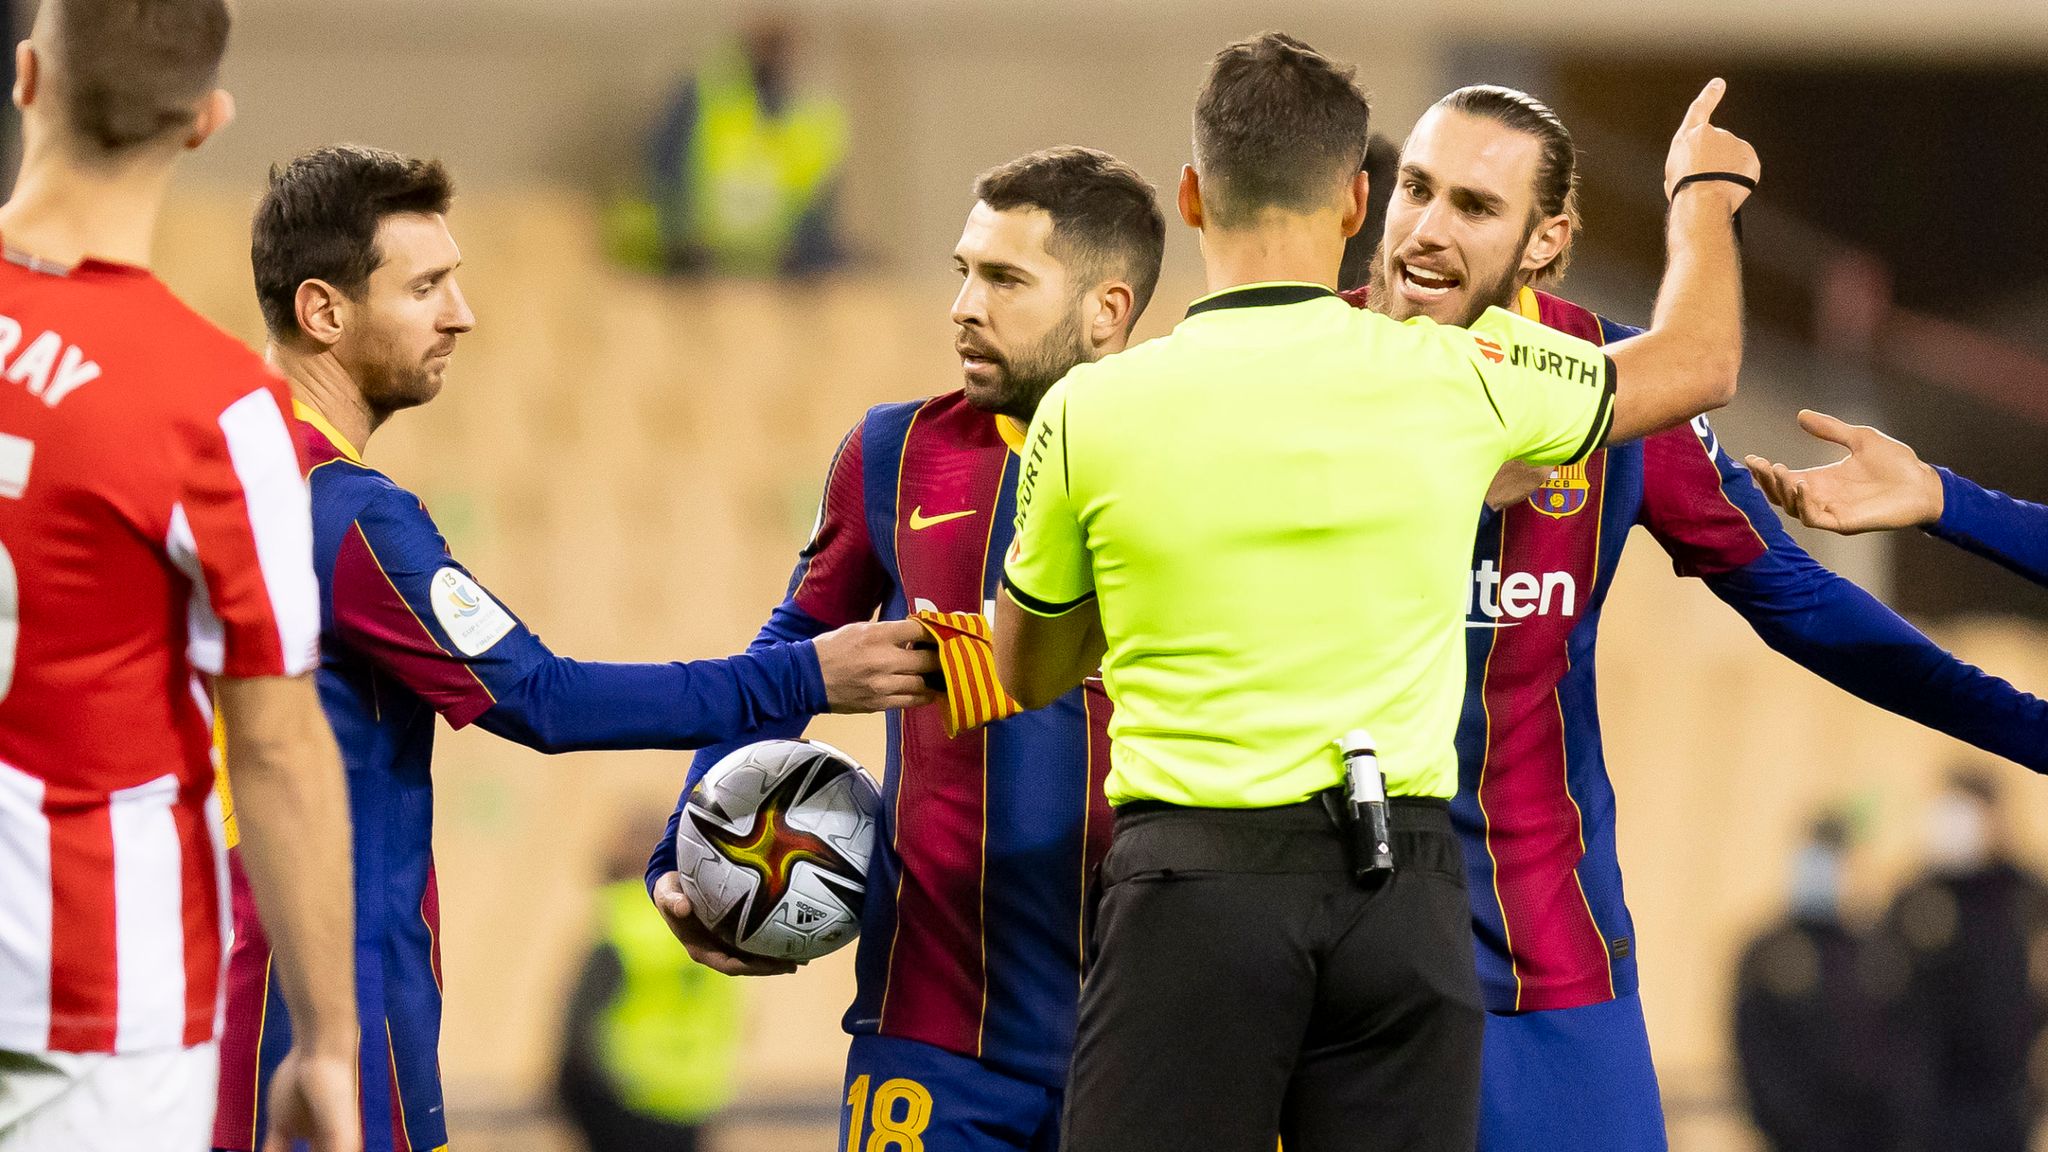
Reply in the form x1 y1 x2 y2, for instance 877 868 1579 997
1529 463 1590 519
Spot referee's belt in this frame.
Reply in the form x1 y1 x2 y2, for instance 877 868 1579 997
1104 794 1458 880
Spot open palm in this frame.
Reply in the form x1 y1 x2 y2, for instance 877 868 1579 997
1743 410 1944 535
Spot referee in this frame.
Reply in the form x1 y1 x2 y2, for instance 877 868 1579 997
994 33 1759 1152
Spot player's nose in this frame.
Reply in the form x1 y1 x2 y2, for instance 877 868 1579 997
950 279 986 329
1406 199 1458 251
442 279 477 334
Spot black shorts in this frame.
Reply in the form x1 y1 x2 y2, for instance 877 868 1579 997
1061 797 1483 1152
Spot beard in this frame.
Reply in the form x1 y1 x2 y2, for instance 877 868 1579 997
1369 233 1533 328
347 328 449 424
962 307 1090 422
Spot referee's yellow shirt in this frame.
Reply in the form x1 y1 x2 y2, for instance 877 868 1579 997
1002 282 1615 808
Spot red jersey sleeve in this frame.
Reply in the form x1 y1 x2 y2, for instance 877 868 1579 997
1637 416 1771 578
786 414 890 626
170 382 320 678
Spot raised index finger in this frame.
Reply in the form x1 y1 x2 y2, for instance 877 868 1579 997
1682 78 1727 131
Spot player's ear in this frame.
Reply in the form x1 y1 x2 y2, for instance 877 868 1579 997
1087 281 1135 349
1340 169 1370 239
184 89 234 151
13 41 36 112
294 279 349 347
1520 213 1572 279
1177 165 1203 230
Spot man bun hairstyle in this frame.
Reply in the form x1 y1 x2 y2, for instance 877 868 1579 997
1435 85 1582 282
44 0 231 155
251 145 456 340
1193 32 1371 228
973 146 1167 330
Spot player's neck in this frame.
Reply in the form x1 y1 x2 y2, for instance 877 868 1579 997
0 145 174 270
1196 215 1345 297
272 346 376 456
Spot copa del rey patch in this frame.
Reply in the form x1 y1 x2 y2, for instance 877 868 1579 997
429 567 516 656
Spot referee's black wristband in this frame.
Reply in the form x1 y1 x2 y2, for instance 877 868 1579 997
1671 171 1757 243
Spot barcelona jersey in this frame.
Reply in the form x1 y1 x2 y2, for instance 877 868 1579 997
214 404 827 1152
1441 288 2048 1015
656 390 1115 1091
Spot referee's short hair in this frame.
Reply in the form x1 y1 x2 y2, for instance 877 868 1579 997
251 145 455 340
39 0 230 156
1194 32 1372 228
974 147 1167 331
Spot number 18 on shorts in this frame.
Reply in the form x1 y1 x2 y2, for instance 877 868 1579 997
838 1034 1063 1152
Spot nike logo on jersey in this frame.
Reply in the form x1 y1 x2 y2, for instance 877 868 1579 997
910 507 977 531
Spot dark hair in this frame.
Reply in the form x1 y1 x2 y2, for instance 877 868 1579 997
43 0 231 155
1434 85 1582 282
973 146 1166 329
1193 32 1371 228
251 145 455 339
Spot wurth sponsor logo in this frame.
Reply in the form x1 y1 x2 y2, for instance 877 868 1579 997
1509 343 1602 388
1467 560 1577 628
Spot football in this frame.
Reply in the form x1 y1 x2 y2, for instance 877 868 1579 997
672 738 880 962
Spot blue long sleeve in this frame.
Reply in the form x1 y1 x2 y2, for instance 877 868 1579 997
1700 481 2048 774
471 637 828 754
645 600 838 894
336 482 830 756
1929 467 2048 589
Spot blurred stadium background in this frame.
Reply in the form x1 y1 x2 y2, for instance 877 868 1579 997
32 0 2048 1147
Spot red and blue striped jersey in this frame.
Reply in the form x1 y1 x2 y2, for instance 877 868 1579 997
215 407 828 1152
1443 289 2048 1014
657 389 1115 1090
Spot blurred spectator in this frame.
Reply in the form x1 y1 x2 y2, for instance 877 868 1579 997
1734 811 1919 1152
557 819 743 1152
608 17 849 277
1884 768 2048 1152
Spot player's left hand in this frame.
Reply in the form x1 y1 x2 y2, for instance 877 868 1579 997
651 870 802 976
1742 409 1945 534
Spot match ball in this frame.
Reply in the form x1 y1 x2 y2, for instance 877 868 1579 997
673 738 879 962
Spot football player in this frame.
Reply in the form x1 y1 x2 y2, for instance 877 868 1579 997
1357 84 2048 1151
650 147 1164 1152
0 4 358 1149
209 145 937 1152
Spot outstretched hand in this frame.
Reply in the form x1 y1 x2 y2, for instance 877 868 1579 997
1742 409 1945 535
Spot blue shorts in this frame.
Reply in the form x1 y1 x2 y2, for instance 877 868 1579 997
838 1034 1061 1152
1479 992 1667 1152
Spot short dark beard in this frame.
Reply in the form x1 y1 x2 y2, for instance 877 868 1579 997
1370 225 1537 327
969 306 1091 422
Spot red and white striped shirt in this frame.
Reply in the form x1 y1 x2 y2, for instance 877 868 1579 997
0 250 318 1055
